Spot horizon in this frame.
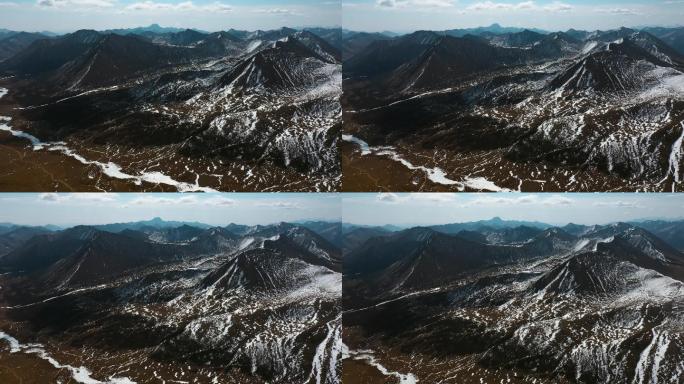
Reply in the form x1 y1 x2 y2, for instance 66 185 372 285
0 0 340 33
342 1 684 33
343 22 684 35
0 23 343 35
342 216 684 229
0 193 341 227
343 193 684 226
3 21 682 36
1 216 343 229
6 213 684 230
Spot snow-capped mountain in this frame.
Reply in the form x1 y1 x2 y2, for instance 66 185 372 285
343 221 684 383
343 26 684 192
0 26 341 192
0 220 341 383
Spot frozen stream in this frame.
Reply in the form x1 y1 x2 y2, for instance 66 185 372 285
342 134 511 191
0 331 136 384
0 87 216 192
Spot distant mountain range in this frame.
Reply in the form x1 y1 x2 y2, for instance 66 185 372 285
343 217 684 245
341 24 684 59
103 23 188 35
0 219 342 383
92 216 213 232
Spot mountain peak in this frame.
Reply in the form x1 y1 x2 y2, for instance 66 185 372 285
70 29 101 43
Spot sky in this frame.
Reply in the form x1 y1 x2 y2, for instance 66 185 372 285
2 192 682 228
1 0 680 33
0 0 340 32
343 193 684 226
342 0 684 32
0 193 341 226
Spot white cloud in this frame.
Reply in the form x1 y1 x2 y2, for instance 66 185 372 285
124 0 182 10
39 193 62 202
377 192 459 204
595 7 639 15
593 201 641 208
118 195 312 209
124 1 232 13
543 1 572 12
73 193 119 203
374 193 574 206
467 1 531 11
467 1 572 12
377 0 456 9
467 194 574 206
37 0 116 8
206 196 236 206
209 2 231 12
375 192 458 204
253 8 293 14
126 195 198 206
39 193 119 203
255 201 303 209
407 193 458 203
542 195 573 206
123 195 235 207
468 195 536 205
376 192 401 203
516 1 535 9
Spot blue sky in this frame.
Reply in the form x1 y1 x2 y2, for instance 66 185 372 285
0 0 340 32
343 0 684 32
343 193 684 226
0 193 341 226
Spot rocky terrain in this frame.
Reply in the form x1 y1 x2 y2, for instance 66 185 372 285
342 26 684 192
343 218 684 383
0 219 342 383
0 26 342 192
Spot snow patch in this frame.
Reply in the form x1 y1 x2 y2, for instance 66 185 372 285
0 88 216 193
0 331 136 384
639 66 684 100
345 347 418 384
343 134 511 191
246 40 262 53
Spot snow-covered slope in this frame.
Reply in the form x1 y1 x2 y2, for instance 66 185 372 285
0 222 342 383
